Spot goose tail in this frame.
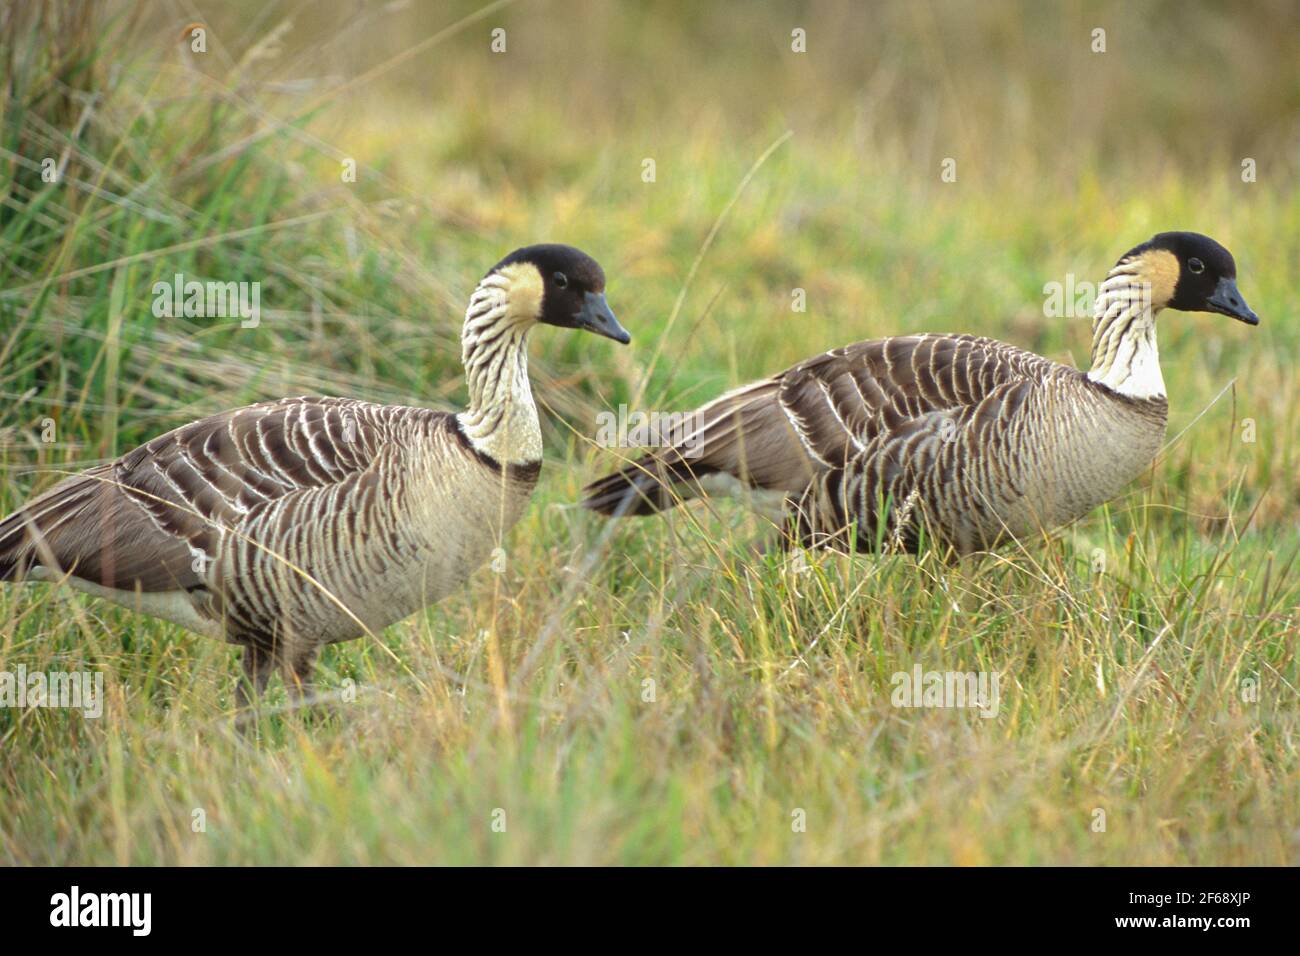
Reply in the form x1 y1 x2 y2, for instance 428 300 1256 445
581 451 711 516
583 379 800 516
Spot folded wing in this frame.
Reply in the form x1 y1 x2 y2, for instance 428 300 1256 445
0 397 416 590
582 333 1051 517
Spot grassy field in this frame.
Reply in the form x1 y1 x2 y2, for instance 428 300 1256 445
1 0 1298 864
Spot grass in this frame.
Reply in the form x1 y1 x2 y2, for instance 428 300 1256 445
0 0 1297 865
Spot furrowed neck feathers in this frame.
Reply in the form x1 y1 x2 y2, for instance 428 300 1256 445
1086 258 1168 401
457 264 543 465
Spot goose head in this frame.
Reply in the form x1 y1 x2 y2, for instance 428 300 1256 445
485 244 630 344
1118 232 1259 325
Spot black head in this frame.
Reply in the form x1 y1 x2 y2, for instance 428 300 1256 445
488 243 630 344
1121 232 1258 325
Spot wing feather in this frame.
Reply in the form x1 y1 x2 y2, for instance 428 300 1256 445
0 397 433 591
582 334 1056 516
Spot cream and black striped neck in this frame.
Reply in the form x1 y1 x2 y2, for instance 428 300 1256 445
457 269 543 465
1087 261 1166 402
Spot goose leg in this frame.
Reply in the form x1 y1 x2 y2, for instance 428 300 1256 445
285 644 320 706
235 642 274 713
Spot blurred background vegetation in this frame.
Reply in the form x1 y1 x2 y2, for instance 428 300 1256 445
2 0 1296 500
1 0 1297 864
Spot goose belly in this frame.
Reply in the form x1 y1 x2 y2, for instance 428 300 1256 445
221 466 536 647
953 397 1167 549
330 512 507 640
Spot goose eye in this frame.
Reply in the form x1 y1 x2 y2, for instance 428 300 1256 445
1188 257 1205 274
553 272 569 289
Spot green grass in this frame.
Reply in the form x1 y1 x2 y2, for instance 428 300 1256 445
1 0 1297 865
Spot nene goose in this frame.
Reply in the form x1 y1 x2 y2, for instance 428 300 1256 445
0 244 629 706
584 232 1257 556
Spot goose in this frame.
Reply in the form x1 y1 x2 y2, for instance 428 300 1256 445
583 232 1257 557
0 244 630 707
